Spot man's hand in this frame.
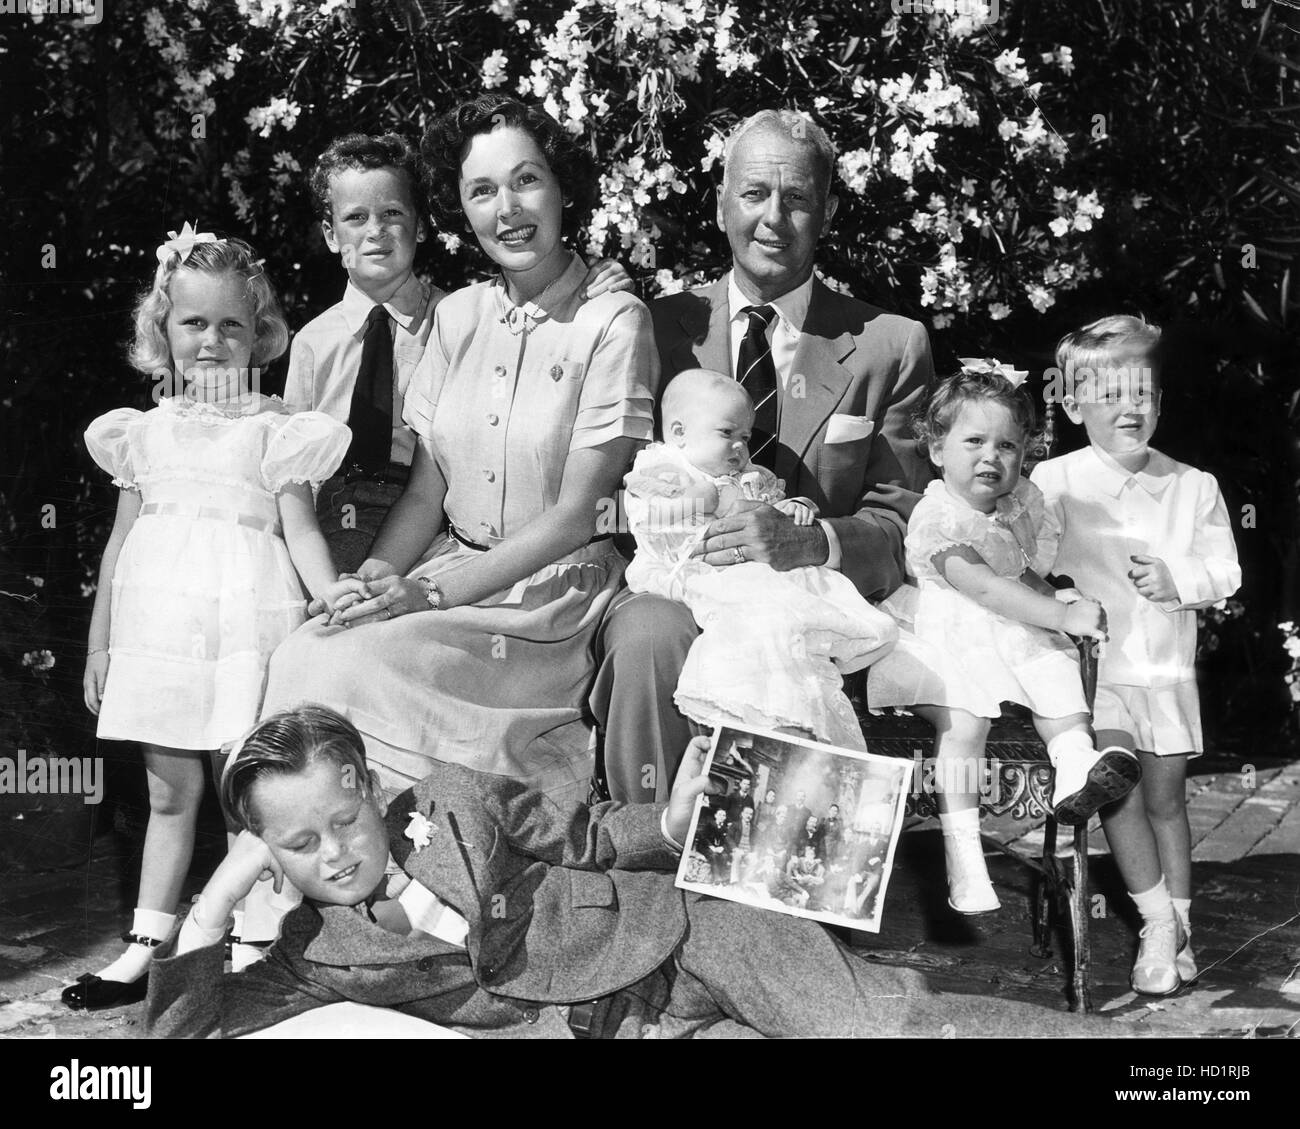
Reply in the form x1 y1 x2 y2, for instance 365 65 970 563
690 501 829 570
1128 554 1178 603
665 736 716 845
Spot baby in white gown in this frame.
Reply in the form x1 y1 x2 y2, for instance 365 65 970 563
624 369 897 750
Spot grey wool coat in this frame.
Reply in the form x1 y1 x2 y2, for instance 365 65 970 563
146 763 688 1039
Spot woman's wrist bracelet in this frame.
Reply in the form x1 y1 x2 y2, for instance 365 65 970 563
417 576 445 610
87 646 108 656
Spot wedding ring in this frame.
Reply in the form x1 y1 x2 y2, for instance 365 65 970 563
732 546 745 564
384 606 393 619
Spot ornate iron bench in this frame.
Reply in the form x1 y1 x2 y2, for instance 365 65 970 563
850 635 1100 1012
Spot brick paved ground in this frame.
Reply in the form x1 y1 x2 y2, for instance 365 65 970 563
2 751 1297 1039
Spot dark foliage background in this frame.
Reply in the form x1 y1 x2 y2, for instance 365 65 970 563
1 1 1296 849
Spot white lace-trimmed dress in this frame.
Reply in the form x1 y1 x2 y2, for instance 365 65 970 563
625 443 898 751
84 395 349 750
867 478 1087 720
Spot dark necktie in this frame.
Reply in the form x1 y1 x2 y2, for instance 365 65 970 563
737 304 779 469
347 305 394 475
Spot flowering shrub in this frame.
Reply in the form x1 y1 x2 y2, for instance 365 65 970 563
1281 622 1300 707
45 0 1104 328
1 0 1297 742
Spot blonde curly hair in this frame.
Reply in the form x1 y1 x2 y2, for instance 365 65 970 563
129 236 290 376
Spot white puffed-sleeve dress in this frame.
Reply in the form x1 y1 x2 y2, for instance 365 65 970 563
85 394 349 749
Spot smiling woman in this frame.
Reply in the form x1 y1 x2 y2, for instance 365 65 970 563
260 96 658 801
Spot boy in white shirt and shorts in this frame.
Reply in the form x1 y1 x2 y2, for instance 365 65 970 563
1033 315 1241 996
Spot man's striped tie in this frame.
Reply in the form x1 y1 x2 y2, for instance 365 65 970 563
738 304 779 469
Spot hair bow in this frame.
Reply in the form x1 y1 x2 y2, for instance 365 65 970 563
958 357 1030 388
156 221 221 266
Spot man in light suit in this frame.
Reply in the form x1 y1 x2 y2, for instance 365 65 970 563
591 109 935 803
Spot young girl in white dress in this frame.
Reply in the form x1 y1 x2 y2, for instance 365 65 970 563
65 228 353 1010
624 369 897 750
867 369 1141 913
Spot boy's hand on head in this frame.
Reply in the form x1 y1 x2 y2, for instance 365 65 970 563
83 652 110 716
666 735 717 845
201 830 283 923
580 258 635 299
1128 554 1177 603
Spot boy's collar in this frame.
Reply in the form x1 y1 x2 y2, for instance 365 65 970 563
1085 444 1174 497
341 273 428 334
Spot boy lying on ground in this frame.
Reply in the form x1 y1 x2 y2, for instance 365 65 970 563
147 704 1126 1038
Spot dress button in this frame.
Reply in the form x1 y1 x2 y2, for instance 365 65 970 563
484 469 495 483
481 963 496 982
522 1007 540 1024
487 413 499 425
416 957 435 972
549 364 564 381
493 365 507 378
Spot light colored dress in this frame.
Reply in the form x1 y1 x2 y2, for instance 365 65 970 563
867 477 1086 719
262 255 657 800
624 443 898 751
84 395 349 750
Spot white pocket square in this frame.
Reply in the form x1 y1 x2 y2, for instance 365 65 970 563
824 414 875 445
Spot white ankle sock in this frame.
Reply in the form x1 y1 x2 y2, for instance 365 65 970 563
939 807 981 836
1130 877 1175 925
96 908 176 984
1171 896 1192 935
1047 731 1097 799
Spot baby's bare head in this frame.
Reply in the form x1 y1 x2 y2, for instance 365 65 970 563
661 369 752 432
661 370 755 476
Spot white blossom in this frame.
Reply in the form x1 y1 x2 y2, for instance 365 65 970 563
1025 282 1055 313
993 48 1029 86
654 268 685 295
246 97 300 138
700 133 725 173
482 49 510 89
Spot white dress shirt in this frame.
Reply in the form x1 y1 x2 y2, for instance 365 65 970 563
284 274 442 468
1031 445 1241 687
724 270 842 568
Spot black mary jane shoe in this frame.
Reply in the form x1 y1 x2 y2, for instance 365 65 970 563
60 971 149 1011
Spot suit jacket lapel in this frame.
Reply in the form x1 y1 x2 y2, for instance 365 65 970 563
778 279 857 483
672 277 732 376
385 775 485 934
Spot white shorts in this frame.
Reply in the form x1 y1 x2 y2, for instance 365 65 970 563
1092 680 1202 757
